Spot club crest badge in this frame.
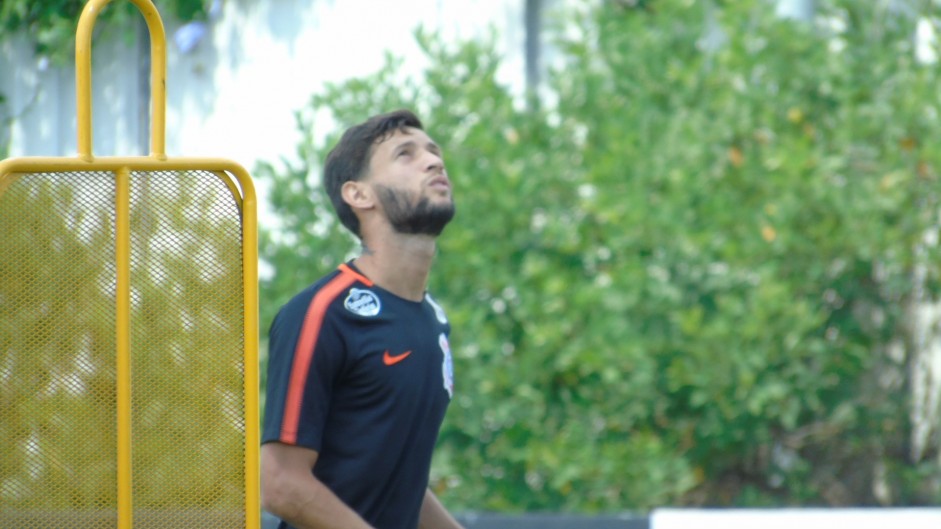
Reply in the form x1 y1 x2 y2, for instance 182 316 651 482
344 288 381 317
439 333 454 399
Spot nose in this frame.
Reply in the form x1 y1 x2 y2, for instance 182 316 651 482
424 151 444 173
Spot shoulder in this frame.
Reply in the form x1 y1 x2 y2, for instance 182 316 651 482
271 268 354 328
279 270 342 315
278 265 388 324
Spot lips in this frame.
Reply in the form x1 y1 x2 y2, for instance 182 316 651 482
428 175 451 191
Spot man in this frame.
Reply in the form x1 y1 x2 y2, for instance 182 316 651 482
260 110 465 529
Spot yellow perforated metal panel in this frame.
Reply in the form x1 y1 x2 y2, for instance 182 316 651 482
0 168 256 527
0 171 119 528
127 169 248 528
0 1 259 527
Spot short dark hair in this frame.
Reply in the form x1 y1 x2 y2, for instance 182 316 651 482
323 109 424 237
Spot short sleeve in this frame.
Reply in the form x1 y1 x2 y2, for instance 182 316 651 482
261 293 347 451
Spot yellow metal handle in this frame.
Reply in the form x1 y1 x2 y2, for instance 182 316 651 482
76 0 167 160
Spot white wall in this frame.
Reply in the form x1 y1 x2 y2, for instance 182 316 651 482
1 0 526 170
1 32 143 158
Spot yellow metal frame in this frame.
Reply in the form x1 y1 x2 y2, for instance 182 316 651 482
0 1 259 527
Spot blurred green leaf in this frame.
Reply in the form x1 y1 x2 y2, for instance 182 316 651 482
257 0 941 512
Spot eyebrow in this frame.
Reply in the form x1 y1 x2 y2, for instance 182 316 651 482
392 139 442 156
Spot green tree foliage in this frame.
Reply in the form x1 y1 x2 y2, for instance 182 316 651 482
255 0 941 512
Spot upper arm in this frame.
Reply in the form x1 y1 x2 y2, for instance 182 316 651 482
261 441 318 482
419 488 464 529
260 441 319 510
261 442 377 529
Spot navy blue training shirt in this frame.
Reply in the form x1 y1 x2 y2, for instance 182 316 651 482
262 262 454 529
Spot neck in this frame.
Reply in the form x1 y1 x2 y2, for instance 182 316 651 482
353 229 437 302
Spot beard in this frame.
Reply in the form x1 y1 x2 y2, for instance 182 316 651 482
375 184 455 236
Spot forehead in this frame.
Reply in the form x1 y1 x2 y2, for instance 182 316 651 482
374 127 437 151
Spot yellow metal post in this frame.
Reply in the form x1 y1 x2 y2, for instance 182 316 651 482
77 0 167 159
242 181 261 528
115 165 133 529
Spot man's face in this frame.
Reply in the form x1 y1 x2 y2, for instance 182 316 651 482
367 127 455 236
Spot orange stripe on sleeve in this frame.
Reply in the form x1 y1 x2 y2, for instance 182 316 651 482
279 272 358 444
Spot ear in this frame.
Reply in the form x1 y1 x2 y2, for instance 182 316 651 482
341 180 375 211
